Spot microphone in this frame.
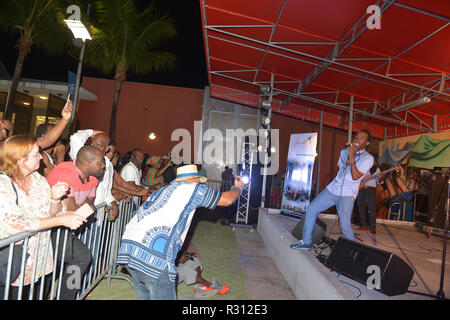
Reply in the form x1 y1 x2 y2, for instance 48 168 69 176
345 142 360 149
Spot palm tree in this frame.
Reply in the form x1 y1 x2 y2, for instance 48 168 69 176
0 0 71 120
84 0 177 140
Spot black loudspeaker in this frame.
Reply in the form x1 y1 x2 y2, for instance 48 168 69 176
327 237 414 296
291 217 326 244
427 172 449 229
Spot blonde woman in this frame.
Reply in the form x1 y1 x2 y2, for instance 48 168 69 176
0 135 87 298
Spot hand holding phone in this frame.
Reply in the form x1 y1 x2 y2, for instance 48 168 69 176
74 203 94 219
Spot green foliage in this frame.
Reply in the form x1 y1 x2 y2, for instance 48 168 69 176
84 0 178 76
0 0 73 55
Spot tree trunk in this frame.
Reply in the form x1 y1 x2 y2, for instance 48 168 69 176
4 36 32 120
109 66 127 141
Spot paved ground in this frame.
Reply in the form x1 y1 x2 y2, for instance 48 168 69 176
87 208 295 300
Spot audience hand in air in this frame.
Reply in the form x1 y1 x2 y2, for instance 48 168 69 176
61 100 73 121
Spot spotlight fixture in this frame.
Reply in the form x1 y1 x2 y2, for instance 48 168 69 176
261 100 271 109
257 145 264 152
148 132 156 140
391 97 431 113
262 117 271 126
260 85 271 96
39 96 48 100
259 107 269 117
270 146 276 153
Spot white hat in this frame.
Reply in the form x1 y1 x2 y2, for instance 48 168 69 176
175 164 207 183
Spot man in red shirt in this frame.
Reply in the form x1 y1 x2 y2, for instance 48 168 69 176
46 145 106 299
47 145 106 211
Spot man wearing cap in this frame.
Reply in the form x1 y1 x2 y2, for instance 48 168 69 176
116 164 245 300
143 155 173 187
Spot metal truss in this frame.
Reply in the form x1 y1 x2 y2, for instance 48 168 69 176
235 138 255 226
201 1 450 138
282 0 395 107
210 70 434 134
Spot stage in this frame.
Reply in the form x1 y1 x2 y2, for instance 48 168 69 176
257 208 450 300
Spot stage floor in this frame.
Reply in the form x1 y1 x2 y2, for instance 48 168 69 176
272 213 450 300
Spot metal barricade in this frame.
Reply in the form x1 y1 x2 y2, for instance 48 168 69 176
0 196 140 300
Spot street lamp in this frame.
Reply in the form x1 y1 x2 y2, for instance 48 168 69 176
64 5 91 132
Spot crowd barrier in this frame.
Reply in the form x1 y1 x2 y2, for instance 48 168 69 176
0 196 140 300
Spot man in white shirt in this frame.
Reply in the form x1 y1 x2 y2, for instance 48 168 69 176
120 148 145 188
120 148 146 208
291 130 374 250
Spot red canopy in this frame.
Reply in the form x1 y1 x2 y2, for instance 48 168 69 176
200 0 450 139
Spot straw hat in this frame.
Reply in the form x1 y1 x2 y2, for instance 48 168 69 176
176 164 207 183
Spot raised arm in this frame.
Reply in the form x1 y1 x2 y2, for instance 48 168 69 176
37 100 73 150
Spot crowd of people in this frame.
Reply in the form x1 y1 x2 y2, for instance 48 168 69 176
0 99 243 300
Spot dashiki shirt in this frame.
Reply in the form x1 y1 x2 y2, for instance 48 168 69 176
117 180 221 282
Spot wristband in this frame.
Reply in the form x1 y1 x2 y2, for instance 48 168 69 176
50 198 61 204
234 185 243 192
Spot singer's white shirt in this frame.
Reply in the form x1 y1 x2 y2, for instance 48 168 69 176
326 148 374 198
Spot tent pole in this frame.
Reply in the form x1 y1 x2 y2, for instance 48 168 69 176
316 111 323 196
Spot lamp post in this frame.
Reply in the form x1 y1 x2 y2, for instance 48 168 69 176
64 4 91 133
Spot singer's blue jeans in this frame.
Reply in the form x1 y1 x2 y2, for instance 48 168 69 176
302 188 355 244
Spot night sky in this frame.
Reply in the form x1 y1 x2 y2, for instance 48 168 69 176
0 0 208 89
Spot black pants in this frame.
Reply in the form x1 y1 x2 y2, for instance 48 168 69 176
49 230 92 300
357 187 377 229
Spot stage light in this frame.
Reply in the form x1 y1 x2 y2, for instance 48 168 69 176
259 107 269 117
270 146 276 153
263 130 270 138
148 132 156 140
261 100 271 109
257 145 264 152
391 96 431 113
39 96 48 100
262 117 271 126
242 175 249 184
260 85 271 95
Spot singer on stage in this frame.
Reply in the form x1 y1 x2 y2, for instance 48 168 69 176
291 130 374 250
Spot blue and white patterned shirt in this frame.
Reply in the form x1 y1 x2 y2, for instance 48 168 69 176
116 180 221 282
326 148 374 198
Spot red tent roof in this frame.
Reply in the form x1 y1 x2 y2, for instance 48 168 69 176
200 0 450 139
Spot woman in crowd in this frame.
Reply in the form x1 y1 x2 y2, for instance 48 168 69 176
0 135 87 298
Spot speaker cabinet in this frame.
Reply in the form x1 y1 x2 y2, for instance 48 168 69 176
291 217 326 244
427 173 449 229
327 237 414 296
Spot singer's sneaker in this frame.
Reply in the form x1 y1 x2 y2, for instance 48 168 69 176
290 240 312 250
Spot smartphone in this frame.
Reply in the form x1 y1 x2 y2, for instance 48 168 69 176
74 203 94 219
